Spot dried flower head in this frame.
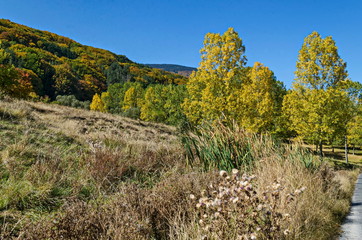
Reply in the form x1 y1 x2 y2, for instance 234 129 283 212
190 171 302 239
219 170 228 177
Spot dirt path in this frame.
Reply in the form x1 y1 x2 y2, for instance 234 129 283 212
340 174 362 240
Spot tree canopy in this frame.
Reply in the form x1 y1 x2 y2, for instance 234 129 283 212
283 31 353 152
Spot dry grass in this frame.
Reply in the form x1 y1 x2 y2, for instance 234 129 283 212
0 99 360 239
255 156 358 239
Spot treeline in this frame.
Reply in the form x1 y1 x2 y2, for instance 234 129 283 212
90 28 362 152
89 82 186 125
0 19 186 101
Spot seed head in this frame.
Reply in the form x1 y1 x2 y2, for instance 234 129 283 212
219 170 228 177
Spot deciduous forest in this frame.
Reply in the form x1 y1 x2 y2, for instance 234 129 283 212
1 19 362 239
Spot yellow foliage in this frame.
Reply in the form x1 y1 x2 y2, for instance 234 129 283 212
90 93 105 112
101 92 110 112
283 87 352 143
284 31 352 145
183 28 246 124
122 86 143 111
238 62 284 133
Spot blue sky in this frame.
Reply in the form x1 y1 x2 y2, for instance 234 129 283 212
1 0 361 87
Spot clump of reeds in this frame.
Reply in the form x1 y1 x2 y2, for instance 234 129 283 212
182 120 276 172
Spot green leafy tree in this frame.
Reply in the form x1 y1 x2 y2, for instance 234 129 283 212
347 105 362 153
346 81 362 152
0 64 19 94
141 85 166 122
141 84 187 125
163 84 187 125
105 62 130 85
103 83 126 114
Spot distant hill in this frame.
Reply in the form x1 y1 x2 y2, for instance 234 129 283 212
0 19 186 100
145 64 197 77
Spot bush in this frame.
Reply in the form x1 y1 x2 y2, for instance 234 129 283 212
122 107 141 119
22 187 153 240
54 95 90 109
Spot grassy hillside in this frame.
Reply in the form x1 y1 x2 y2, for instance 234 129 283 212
145 64 197 77
0 19 186 100
0 97 359 239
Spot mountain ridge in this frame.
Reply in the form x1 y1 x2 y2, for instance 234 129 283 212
144 64 197 77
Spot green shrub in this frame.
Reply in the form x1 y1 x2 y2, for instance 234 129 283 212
122 107 141 119
54 95 90 109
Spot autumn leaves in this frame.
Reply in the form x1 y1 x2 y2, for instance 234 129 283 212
184 28 361 149
183 28 285 134
90 28 361 149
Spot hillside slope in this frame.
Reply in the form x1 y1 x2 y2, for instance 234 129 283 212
0 97 182 238
0 19 186 100
0 97 359 239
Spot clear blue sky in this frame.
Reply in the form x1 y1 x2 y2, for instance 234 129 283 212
1 0 361 87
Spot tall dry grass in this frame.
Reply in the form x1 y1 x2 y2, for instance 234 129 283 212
0 100 359 239
175 121 359 239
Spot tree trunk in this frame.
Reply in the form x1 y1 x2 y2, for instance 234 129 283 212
319 141 323 159
353 145 355 155
345 136 349 164
332 146 334 153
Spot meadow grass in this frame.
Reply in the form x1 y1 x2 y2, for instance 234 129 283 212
0 98 359 239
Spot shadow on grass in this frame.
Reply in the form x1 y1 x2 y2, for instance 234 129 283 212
323 151 345 160
329 159 361 170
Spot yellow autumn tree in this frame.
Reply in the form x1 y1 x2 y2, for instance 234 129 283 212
140 86 165 122
283 32 352 154
100 91 110 112
90 93 105 112
182 27 246 124
122 85 144 111
238 62 285 133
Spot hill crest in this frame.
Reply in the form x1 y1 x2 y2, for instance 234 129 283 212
145 64 196 77
0 19 187 100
